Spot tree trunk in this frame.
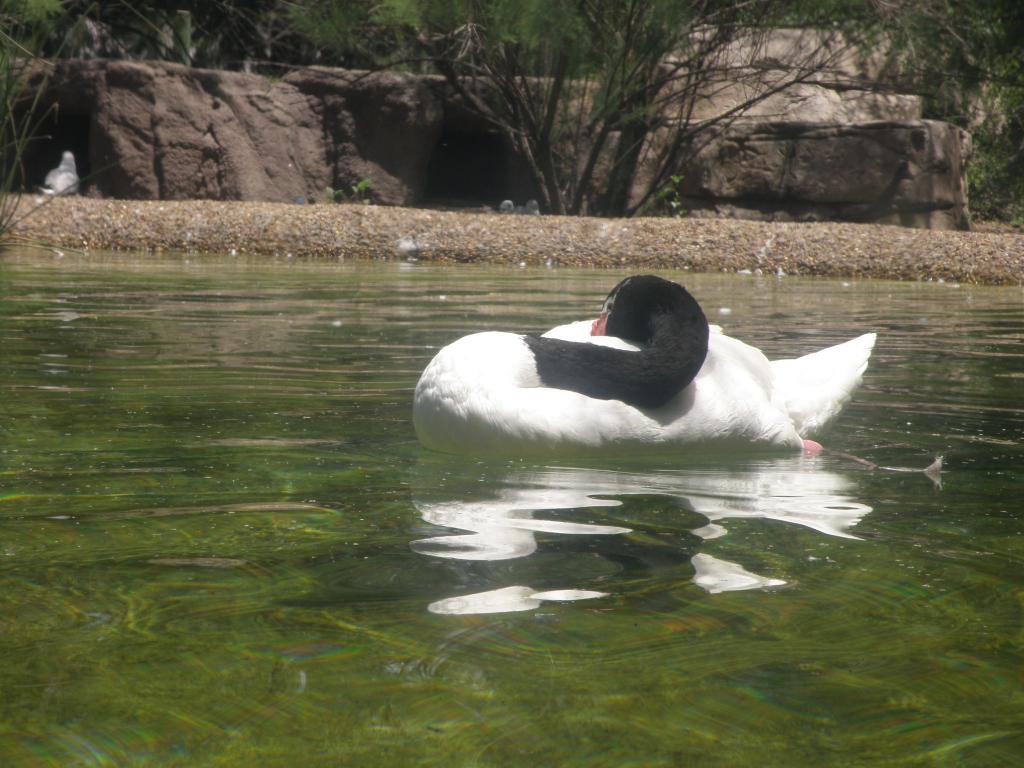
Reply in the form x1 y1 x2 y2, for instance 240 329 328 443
604 119 648 216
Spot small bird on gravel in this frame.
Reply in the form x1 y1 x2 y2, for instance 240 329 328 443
41 151 79 196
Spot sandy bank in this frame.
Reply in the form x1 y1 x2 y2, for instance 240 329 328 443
7 196 1023 285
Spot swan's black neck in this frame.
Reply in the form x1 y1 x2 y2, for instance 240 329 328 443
524 276 709 410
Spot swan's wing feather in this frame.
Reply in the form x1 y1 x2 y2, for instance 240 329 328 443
542 320 723 349
413 332 659 454
662 332 801 449
542 320 639 350
770 333 876 437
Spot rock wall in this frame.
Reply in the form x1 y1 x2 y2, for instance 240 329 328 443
663 28 970 229
677 120 971 230
23 59 443 205
22 53 970 229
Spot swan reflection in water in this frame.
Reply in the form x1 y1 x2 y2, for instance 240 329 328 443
411 462 872 614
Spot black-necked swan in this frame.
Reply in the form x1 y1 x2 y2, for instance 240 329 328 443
413 275 875 456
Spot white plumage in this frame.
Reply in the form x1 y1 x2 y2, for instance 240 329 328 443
413 275 875 457
414 321 874 457
41 151 79 196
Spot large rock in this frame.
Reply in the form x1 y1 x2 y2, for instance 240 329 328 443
22 59 443 204
689 81 920 124
681 28 920 124
650 28 967 228
675 120 971 229
283 68 444 204
19 57 970 229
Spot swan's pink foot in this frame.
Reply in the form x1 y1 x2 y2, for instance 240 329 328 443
802 439 823 458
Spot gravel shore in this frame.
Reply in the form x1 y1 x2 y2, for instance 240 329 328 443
7 196 1023 285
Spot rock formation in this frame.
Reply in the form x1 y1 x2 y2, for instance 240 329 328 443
21 59 443 205
665 28 970 229
676 120 971 230
19 43 970 229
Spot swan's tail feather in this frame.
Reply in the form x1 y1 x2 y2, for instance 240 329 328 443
771 333 876 437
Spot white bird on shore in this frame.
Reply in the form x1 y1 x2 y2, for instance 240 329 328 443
41 151 79 196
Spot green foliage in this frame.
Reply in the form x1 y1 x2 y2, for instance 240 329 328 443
288 0 412 70
663 175 688 219
323 178 373 205
968 4 1024 224
0 24 53 242
0 0 61 24
969 128 1024 226
350 178 373 204
7 1 316 70
638 173 688 218
864 0 1023 222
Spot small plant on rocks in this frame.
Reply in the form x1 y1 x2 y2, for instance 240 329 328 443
322 179 373 205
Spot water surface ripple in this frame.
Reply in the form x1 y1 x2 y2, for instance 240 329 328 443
1 252 1022 766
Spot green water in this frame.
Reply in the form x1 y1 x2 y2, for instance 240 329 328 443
1 251 1023 767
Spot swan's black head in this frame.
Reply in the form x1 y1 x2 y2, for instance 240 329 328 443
525 274 709 410
593 275 707 345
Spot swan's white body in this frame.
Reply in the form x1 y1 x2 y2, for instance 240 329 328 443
413 320 875 456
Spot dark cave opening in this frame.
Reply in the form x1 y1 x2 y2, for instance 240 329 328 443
423 127 535 210
13 108 92 193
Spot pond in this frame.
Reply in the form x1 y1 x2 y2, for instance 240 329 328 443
1 251 1023 766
